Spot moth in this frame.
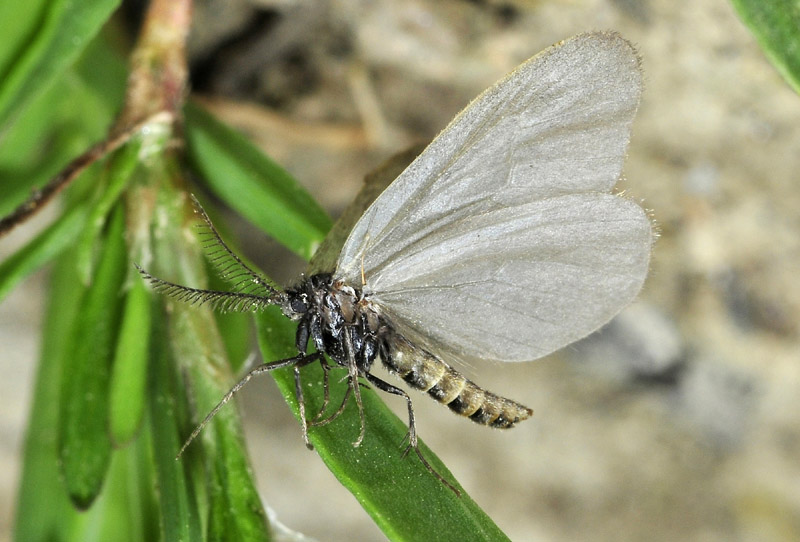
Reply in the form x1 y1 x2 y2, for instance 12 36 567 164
138 31 652 494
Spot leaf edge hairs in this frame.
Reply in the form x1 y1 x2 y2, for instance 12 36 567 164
138 31 653 495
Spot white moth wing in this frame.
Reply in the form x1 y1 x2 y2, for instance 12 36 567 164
368 194 651 363
337 32 642 281
335 32 651 363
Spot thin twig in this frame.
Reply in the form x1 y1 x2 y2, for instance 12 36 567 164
0 113 172 237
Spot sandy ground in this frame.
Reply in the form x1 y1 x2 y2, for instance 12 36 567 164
3 0 800 541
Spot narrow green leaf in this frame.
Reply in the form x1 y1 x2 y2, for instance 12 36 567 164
183 101 331 260
14 252 84 542
64 435 155 542
167 300 271 541
0 204 86 303
132 420 161 542
0 0 121 131
89 444 145 542
213 307 252 373
76 140 142 283
148 306 204 542
0 3 46 82
109 278 152 446
58 204 127 508
255 310 510 541
206 424 271 542
730 0 800 94
70 25 128 111
13 247 156 542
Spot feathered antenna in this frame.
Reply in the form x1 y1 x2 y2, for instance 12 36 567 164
134 264 278 313
189 195 282 299
135 194 287 313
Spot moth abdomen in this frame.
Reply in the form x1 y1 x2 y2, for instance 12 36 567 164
441 379 533 429
386 336 532 428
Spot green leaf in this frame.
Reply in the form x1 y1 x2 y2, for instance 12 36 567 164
730 0 800 94
14 253 85 541
81 436 156 542
109 278 152 446
0 203 86 303
0 0 121 132
58 204 128 508
167 299 271 541
183 101 332 260
206 421 272 542
76 139 143 283
213 307 252 373
147 307 204 542
63 433 158 542
255 310 510 542
14 246 158 542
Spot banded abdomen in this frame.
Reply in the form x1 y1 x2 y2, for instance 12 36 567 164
384 335 532 428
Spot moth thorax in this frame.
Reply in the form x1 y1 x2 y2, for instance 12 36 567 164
331 280 358 323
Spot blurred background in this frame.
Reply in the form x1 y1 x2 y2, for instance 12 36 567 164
2 0 799 540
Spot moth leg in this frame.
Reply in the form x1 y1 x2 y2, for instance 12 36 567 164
365 372 460 496
310 357 334 423
310 384 351 427
363 373 419 447
178 353 317 458
341 329 367 447
310 371 374 427
309 378 372 424
294 366 313 450
349 365 366 447
292 352 325 450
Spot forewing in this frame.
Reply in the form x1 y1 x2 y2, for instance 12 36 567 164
334 32 650 363
372 194 652 363
336 32 643 281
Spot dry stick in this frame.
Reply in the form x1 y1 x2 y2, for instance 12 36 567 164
0 112 173 237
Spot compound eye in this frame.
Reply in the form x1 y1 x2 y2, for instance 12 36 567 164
290 295 308 313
